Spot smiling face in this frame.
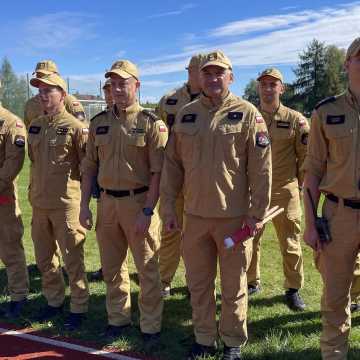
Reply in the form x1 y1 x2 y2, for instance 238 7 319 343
38 83 65 114
110 73 140 109
200 65 233 100
257 75 284 106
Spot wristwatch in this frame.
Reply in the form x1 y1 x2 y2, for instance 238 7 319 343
142 207 154 217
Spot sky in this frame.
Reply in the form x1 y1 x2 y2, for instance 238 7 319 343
1 0 360 102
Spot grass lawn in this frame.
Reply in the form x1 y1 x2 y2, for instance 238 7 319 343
1 158 360 359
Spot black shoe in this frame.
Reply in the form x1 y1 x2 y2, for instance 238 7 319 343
6 299 27 319
285 289 306 311
187 342 217 359
63 312 85 331
351 303 360 313
223 345 241 360
34 304 63 322
88 268 103 282
248 284 261 296
104 324 131 339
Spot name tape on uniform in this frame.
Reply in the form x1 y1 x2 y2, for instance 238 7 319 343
96 126 109 135
326 115 345 125
181 114 197 123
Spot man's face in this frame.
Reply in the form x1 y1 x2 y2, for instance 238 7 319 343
38 83 64 112
110 74 139 108
200 65 233 99
345 52 360 86
103 86 113 107
257 75 284 105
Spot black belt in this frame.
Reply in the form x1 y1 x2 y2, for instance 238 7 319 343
100 186 148 198
326 194 360 209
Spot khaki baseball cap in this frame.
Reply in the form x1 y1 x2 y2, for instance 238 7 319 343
102 79 112 89
30 73 67 93
346 38 360 60
186 53 205 70
105 60 139 80
257 68 284 83
33 60 59 75
200 50 232 71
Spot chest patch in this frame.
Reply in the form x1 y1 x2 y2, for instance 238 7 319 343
277 121 290 129
227 112 243 122
96 126 109 135
56 127 69 135
29 126 41 134
326 115 345 125
256 131 270 148
181 114 197 123
166 98 178 106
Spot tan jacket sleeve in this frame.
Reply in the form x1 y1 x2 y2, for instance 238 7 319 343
155 96 167 122
74 125 88 170
295 115 310 185
302 110 327 179
247 110 272 220
0 120 26 194
148 119 168 174
80 122 98 176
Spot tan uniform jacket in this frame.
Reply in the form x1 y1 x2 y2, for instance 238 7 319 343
261 103 309 195
81 102 168 190
303 90 360 199
24 94 86 128
160 92 272 220
0 106 26 199
28 107 88 209
156 84 199 129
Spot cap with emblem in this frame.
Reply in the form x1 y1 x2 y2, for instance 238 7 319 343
30 73 67 93
102 79 112 89
200 50 232 71
346 37 360 61
33 60 59 76
257 68 284 83
105 60 139 80
186 53 205 70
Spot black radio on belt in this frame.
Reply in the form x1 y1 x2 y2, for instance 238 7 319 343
307 189 331 244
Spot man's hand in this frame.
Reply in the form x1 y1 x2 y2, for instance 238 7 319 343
164 214 180 233
304 225 321 251
244 216 263 237
135 212 152 235
80 205 93 230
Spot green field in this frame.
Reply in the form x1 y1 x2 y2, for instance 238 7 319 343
1 158 360 359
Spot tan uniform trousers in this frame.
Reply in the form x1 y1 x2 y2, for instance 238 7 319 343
96 192 163 333
0 203 29 301
315 198 360 360
350 253 360 302
159 195 184 288
248 191 304 290
31 206 89 313
182 213 252 347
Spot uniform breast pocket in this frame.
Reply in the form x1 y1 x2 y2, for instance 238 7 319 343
95 134 112 160
123 134 147 164
325 126 353 161
176 125 200 170
50 135 71 164
271 126 294 141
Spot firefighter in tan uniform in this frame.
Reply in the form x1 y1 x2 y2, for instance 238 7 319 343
0 97 29 319
156 54 203 296
247 68 308 311
28 73 89 331
303 37 360 360
160 51 271 360
24 60 86 128
80 60 167 343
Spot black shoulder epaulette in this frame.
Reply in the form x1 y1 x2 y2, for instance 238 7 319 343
142 109 159 122
90 110 107 123
315 96 336 110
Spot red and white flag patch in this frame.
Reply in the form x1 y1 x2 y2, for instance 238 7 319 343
159 125 167 132
256 116 264 124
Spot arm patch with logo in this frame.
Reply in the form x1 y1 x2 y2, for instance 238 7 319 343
181 114 197 123
14 135 25 148
256 131 270 148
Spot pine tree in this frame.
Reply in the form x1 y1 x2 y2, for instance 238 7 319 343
324 45 347 95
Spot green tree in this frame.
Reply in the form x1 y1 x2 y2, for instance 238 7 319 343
243 79 259 106
0 57 29 117
324 45 347 95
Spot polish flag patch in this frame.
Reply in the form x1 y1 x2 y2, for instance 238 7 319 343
159 125 167 132
16 121 23 128
256 116 264 123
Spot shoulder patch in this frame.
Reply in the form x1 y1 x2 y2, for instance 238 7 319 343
14 135 25 148
142 109 159 122
29 126 41 134
56 127 69 135
166 98 178 105
96 126 109 135
256 131 270 148
227 112 243 122
277 121 290 129
315 96 336 110
90 110 107 123
181 114 197 123
326 115 345 125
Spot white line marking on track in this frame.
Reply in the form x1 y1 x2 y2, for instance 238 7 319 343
0 327 138 360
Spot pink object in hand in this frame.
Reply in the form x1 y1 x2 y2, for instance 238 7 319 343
224 226 251 249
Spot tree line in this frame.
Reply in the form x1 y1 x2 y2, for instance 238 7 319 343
0 39 348 118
